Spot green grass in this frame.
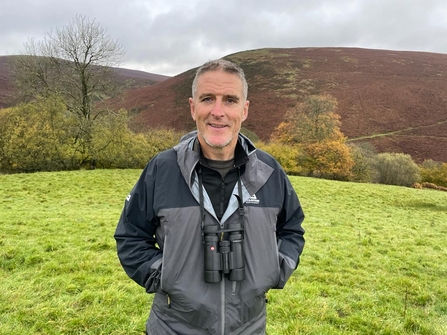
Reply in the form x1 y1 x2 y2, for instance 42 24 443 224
1 170 446 334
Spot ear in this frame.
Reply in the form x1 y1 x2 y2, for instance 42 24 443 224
189 97 196 121
242 100 249 122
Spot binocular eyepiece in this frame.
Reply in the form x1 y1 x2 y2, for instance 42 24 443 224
203 224 245 283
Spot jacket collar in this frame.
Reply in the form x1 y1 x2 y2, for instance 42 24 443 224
174 131 256 187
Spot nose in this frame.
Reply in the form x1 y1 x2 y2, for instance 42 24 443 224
211 98 224 117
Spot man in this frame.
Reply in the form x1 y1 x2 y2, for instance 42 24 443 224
114 59 305 335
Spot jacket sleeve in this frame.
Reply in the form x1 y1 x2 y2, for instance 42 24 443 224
274 173 305 289
114 159 162 292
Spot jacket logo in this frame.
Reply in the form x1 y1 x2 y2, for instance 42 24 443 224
246 194 260 205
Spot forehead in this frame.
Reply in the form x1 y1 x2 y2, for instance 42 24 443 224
196 70 244 96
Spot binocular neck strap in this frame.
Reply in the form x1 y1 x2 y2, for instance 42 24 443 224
198 167 206 230
236 168 245 228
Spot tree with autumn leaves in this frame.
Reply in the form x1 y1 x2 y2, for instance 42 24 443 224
271 94 354 180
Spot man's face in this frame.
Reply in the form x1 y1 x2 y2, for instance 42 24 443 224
189 70 249 160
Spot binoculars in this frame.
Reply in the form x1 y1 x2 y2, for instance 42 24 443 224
203 223 245 283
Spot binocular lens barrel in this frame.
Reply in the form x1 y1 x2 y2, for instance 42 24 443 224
203 225 222 283
203 223 245 283
228 223 245 281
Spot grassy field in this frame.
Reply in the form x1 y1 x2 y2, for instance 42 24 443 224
1 169 446 335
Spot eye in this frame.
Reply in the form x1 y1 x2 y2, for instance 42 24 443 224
226 96 239 104
201 96 213 103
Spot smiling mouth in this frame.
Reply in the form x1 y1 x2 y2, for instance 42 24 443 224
209 123 227 128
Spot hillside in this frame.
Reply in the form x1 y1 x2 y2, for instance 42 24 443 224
0 57 16 108
2 49 447 163
110 47 447 163
0 55 170 109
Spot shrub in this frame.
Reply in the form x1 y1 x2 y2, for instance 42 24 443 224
256 141 303 175
0 101 183 172
300 140 354 181
143 129 182 160
88 125 181 169
0 98 81 172
348 143 375 183
371 153 420 187
420 160 447 188
91 117 145 169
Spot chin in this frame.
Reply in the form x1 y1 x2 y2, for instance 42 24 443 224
208 141 231 149
204 137 232 149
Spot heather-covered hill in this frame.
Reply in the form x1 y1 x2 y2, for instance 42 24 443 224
0 55 170 108
0 56 16 108
112 47 447 163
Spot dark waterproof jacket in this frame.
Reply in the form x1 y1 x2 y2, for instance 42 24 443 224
114 133 305 335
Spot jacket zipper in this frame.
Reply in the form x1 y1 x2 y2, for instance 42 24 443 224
221 279 225 335
220 231 225 335
161 235 171 309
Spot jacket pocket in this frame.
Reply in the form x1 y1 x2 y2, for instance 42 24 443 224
149 292 212 335
157 208 220 331
242 207 281 295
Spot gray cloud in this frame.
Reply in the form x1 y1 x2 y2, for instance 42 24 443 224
1 0 446 76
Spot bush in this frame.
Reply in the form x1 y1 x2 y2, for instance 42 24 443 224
371 153 420 187
143 129 182 160
91 114 146 169
92 129 179 169
348 143 375 183
0 100 183 172
0 98 81 172
66 124 182 169
420 160 447 187
256 141 303 175
300 140 354 181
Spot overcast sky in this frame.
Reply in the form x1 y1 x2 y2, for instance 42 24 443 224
1 0 447 76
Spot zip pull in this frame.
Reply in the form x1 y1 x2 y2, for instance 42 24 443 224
231 281 237 295
167 294 171 308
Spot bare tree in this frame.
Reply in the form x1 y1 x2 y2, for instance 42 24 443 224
13 14 125 119
12 14 125 166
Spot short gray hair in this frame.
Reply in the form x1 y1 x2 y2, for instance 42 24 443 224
191 59 248 101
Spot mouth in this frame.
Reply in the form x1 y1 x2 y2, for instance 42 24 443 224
209 123 227 129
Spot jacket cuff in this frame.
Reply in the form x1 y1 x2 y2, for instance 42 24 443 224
144 256 163 293
274 251 297 289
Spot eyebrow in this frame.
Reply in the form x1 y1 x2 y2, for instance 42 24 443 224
198 93 213 100
225 94 240 102
198 93 240 101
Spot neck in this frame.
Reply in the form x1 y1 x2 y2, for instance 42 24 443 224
197 139 235 161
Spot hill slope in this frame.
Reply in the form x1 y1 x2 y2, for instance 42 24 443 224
0 55 170 108
112 47 447 163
